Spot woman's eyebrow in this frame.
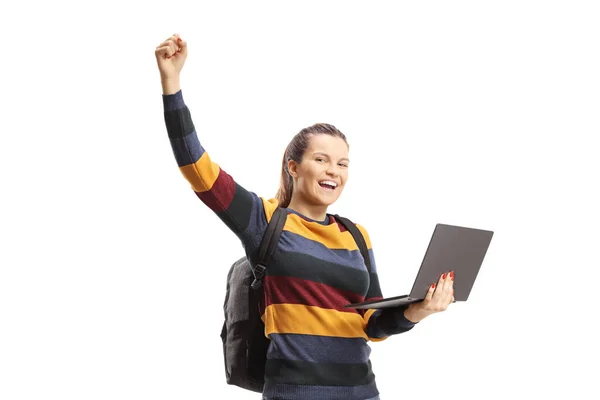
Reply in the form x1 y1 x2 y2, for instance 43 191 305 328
312 152 350 162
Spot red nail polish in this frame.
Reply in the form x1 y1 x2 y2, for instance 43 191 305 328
442 273 446 279
431 283 436 289
450 271 454 280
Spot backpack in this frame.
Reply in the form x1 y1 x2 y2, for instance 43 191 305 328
220 207 373 393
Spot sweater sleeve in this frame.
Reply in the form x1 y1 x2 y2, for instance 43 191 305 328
365 306 417 340
162 90 276 250
356 225 417 341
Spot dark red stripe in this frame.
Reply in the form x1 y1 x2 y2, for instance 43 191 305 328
332 216 348 232
264 276 367 312
195 168 235 213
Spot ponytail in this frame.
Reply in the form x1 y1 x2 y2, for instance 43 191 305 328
275 153 293 208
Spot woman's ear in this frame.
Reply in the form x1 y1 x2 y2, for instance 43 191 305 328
287 159 298 178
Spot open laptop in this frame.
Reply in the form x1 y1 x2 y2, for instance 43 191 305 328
345 223 494 309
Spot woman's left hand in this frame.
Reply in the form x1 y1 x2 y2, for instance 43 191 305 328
403 271 455 323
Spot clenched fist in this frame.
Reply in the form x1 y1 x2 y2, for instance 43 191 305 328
155 33 188 94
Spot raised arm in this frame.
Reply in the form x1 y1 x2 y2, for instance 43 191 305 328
155 34 275 249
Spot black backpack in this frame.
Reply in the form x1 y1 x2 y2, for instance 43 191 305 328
220 207 372 393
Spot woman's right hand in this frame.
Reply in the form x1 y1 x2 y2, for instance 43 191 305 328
155 33 188 94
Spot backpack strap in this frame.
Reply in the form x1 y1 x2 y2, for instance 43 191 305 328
251 207 288 290
333 214 372 273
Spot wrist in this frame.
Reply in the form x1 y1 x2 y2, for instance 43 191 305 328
403 304 426 323
161 77 181 95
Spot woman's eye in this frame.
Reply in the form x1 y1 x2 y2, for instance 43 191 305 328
339 163 348 168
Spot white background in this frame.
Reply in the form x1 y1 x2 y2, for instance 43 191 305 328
1 1 599 399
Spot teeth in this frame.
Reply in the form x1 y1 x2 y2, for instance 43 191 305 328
319 180 338 188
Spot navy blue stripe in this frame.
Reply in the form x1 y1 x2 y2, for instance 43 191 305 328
162 90 185 111
169 131 205 167
279 230 377 273
241 195 271 255
267 333 371 364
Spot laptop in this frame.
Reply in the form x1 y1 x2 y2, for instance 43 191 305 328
345 223 494 309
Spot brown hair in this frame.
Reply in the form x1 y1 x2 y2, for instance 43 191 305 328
275 123 348 208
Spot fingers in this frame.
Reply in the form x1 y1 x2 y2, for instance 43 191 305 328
176 36 188 57
427 271 454 310
155 41 177 59
441 270 454 305
155 45 175 59
414 270 455 320
155 33 187 59
436 272 446 290
424 282 436 303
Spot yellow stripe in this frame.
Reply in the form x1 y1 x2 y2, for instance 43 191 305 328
179 152 220 192
261 197 279 223
282 214 373 251
355 224 373 248
257 198 374 252
263 303 368 339
363 308 376 322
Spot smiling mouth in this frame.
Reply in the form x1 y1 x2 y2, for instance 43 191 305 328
318 181 338 191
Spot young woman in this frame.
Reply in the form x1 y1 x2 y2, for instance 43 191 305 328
155 33 455 400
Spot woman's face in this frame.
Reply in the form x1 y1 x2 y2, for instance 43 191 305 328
288 134 349 208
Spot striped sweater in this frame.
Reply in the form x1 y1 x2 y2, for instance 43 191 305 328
163 90 417 400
